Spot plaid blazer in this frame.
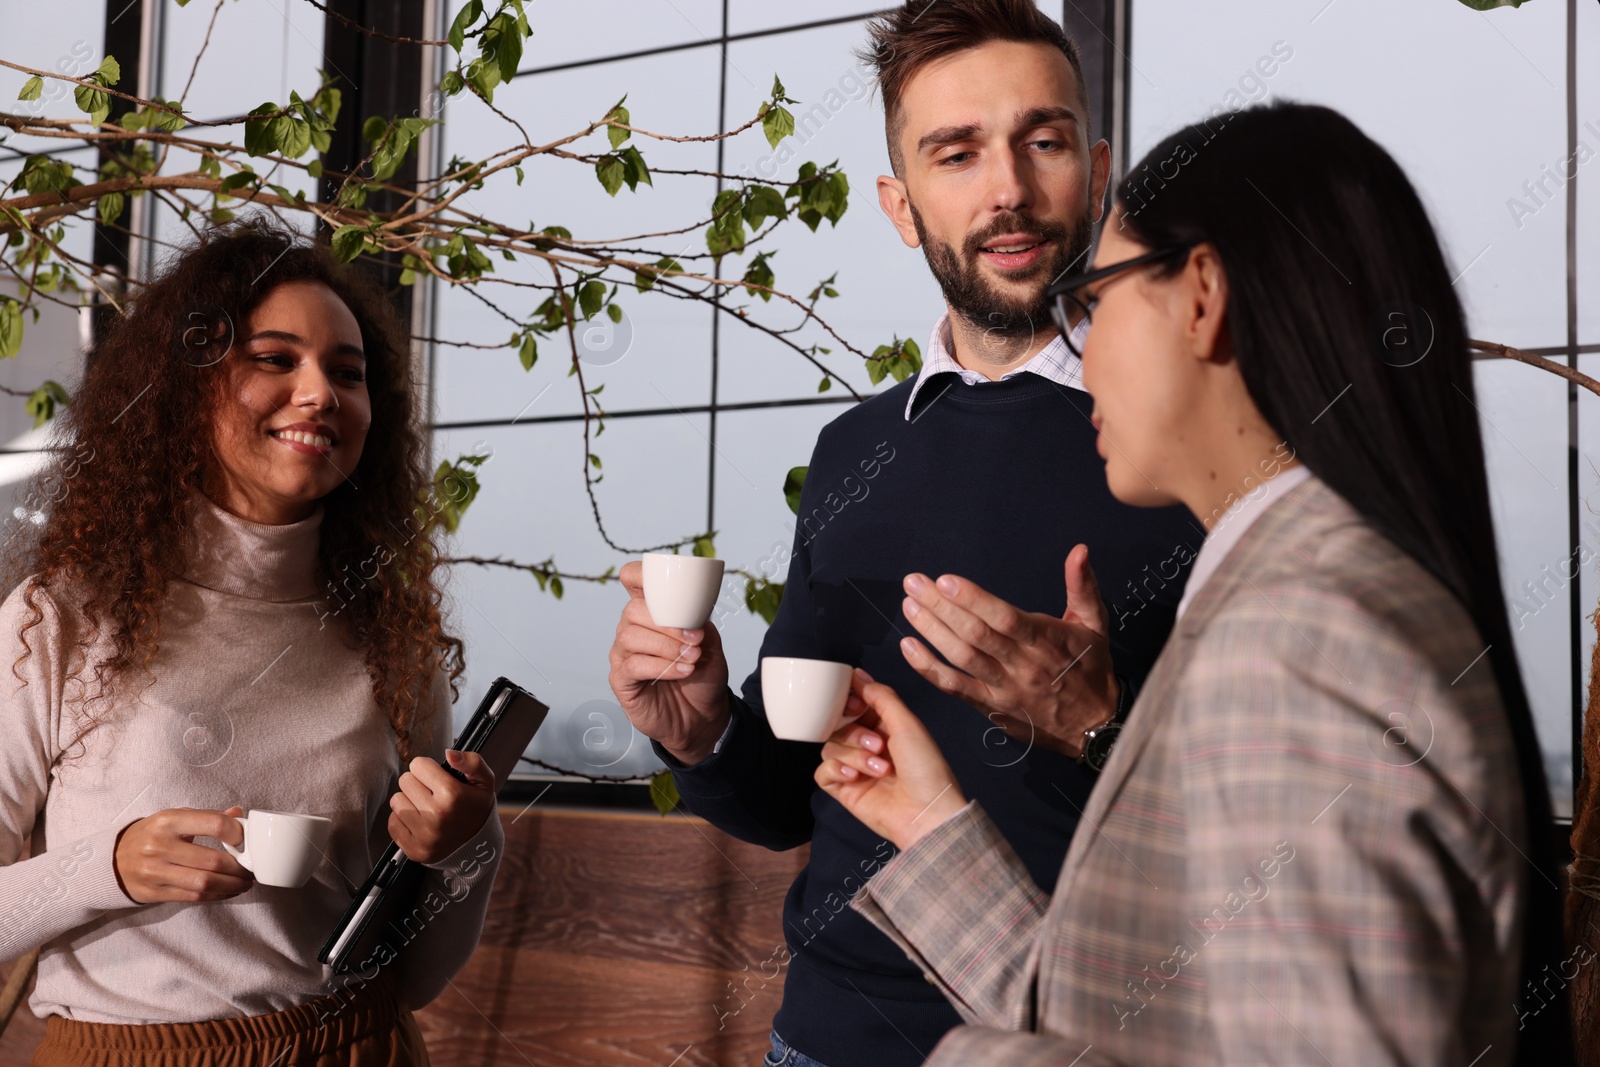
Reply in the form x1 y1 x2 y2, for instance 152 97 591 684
851 475 1529 1066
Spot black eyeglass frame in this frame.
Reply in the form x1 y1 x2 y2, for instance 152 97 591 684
1046 243 1196 357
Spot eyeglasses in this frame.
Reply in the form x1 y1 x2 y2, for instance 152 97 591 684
1046 244 1195 358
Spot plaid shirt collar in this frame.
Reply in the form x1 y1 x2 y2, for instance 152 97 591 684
902 313 1089 421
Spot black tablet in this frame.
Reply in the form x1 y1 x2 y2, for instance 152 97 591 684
318 676 548 973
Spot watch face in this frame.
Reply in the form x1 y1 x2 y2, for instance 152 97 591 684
1084 721 1124 772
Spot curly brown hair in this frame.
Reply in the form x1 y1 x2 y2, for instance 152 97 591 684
4 217 464 763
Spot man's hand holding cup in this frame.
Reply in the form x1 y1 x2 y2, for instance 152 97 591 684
608 553 731 765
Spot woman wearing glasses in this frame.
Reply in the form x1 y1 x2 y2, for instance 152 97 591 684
811 101 1571 1066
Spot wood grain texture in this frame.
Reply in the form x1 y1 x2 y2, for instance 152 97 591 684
0 807 809 1067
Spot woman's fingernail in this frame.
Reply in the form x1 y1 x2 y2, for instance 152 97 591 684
936 575 959 596
866 757 889 774
903 598 919 619
680 644 699 659
905 574 927 593
682 629 703 642
677 661 692 673
840 764 858 778
861 733 882 753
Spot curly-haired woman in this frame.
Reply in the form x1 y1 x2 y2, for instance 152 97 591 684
0 219 501 1066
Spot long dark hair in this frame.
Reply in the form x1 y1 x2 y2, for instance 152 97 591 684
5 218 465 764
1115 101 1570 1063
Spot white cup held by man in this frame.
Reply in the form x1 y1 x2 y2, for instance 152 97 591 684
762 657 859 742
641 552 726 630
221 809 332 888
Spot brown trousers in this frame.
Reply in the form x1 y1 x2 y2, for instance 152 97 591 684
30 971 430 1067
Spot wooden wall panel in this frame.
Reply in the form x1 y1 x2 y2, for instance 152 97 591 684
0 807 810 1066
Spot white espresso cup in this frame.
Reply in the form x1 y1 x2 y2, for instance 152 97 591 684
642 553 726 629
221 809 332 888
762 657 859 743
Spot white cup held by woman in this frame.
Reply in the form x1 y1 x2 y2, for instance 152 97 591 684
220 809 332 888
762 657 859 742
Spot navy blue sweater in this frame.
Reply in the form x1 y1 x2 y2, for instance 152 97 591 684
655 370 1198 1067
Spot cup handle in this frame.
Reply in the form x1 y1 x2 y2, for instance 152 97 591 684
220 815 252 872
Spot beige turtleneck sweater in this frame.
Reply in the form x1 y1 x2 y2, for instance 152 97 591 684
0 492 504 1023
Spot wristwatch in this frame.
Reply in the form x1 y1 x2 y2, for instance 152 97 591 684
1078 675 1134 774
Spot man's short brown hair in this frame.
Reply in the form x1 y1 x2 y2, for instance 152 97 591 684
858 0 1089 177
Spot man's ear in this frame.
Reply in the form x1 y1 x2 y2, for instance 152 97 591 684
1088 137 1112 224
877 174 921 249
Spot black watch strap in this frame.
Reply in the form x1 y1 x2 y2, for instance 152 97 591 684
1079 675 1135 776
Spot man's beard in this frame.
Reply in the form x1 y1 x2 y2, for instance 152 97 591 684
910 202 1094 340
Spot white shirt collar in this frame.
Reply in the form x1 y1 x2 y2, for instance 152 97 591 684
1175 464 1314 622
903 313 1088 421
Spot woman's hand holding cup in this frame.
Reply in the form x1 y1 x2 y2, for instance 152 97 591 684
389 749 497 864
113 806 255 904
815 669 968 851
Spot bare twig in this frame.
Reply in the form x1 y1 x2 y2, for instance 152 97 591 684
1471 339 1600 398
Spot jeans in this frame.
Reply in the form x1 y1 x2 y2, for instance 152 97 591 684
762 1029 832 1067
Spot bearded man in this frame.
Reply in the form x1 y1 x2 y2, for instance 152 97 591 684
607 3 1197 1064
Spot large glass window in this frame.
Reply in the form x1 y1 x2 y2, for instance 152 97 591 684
1130 0 1593 813
430 4 1066 781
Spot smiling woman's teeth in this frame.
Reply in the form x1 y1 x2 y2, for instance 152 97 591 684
272 430 331 447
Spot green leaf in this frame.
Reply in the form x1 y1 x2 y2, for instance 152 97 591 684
464 55 502 103
744 578 785 625
0 299 23 359
578 279 605 320
818 376 831 393
74 83 110 126
649 770 680 815
243 103 281 156
330 225 370 263
307 159 323 179
607 303 622 324
782 466 807 515
96 56 121 86
707 188 747 255
17 76 42 102
219 170 257 194
742 251 775 301
518 332 538 370
588 452 603 470
430 452 488 533
483 11 525 83
26 379 69 427
97 191 125 226
440 69 465 97
760 104 794 149
448 0 483 52
808 273 840 301
896 338 923 381
866 349 888 386
595 155 624 196
692 534 716 558
634 256 679 292
742 184 787 230
618 145 651 189
549 574 564 599
606 102 631 150
19 156 80 197
271 115 305 159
